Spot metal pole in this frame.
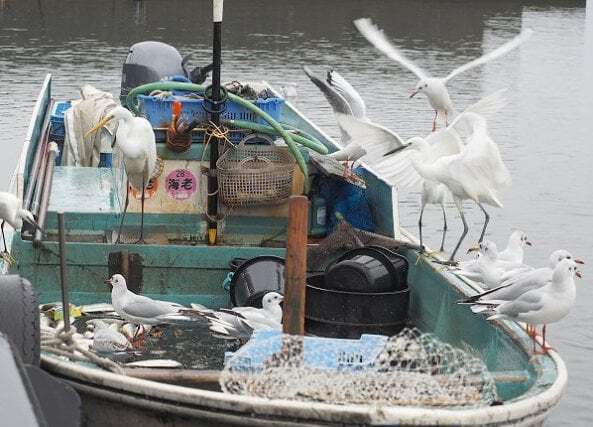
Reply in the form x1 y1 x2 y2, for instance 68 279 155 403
58 212 70 332
33 142 58 246
207 0 223 246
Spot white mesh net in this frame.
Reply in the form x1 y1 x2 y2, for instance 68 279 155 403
220 328 497 408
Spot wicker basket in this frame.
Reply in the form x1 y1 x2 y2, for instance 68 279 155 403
216 134 296 207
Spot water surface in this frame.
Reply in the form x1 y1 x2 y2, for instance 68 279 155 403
1 0 591 424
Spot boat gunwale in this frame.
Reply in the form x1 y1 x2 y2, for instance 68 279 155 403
41 347 565 426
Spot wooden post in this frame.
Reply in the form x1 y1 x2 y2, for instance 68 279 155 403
282 195 309 335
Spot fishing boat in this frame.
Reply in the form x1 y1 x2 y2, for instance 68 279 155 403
0 10 566 427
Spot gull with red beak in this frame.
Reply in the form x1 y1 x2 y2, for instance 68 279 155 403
354 18 533 131
105 274 191 342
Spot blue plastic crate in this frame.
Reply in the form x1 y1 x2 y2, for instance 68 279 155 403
49 101 72 142
138 94 284 143
224 330 388 373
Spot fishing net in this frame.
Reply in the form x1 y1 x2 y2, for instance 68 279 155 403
220 328 497 408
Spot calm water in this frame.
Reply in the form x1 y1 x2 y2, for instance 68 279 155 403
1 0 591 424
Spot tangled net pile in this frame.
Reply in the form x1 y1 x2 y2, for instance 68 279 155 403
220 328 497 408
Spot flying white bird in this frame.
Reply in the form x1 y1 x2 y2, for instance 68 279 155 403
0 191 42 256
471 258 581 354
354 18 533 131
497 230 532 264
86 106 158 244
200 292 283 340
105 274 192 340
375 91 508 257
303 66 405 166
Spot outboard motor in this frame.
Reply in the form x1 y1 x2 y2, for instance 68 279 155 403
120 41 213 102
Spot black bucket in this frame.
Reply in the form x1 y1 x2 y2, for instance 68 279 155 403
324 246 408 292
305 274 409 339
229 256 285 308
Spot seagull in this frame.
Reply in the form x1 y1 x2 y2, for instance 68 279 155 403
0 191 42 260
497 230 532 264
200 292 283 340
375 90 508 258
454 240 531 289
471 258 581 353
105 274 192 340
87 319 132 352
354 18 533 131
86 106 158 244
459 249 583 312
303 66 404 167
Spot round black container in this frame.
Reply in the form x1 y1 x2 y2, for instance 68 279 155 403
305 274 409 339
324 246 408 292
229 256 285 308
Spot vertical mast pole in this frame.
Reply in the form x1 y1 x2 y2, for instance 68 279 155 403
207 0 223 245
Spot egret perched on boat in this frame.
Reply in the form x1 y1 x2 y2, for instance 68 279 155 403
470 258 581 354
303 66 405 166
86 106 157 243
375 90 507 254
354 18 533 131
0 191 42 260
380 111 511 262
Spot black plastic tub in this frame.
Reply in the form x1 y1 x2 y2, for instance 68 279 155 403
305 274 409 339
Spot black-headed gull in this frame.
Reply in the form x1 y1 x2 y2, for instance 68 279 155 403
106 274 191 340
303 66 405 167
354 18 533 131
200 292 283 340
471 258 581 354
497 230 532 264
87 319 132 352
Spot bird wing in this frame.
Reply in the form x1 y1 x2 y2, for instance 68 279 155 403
444 29 533 83
354 18 429 80
450 89 507 138
373 150 423 189
494 291 544 317
423 127 463 162
326 70 366 118
335 113 406 166
303 66 354 116
122 294 175 319
0 192 19 226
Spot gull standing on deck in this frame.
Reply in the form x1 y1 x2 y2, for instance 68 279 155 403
0 191 42 259
106 274 191 340
471 259 581 354
86 106 158 244
200 292 283 340
354 18 533 131
375 91 507 255
303 66 405 166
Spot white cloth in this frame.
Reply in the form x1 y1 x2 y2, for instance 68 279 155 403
62 85 118 167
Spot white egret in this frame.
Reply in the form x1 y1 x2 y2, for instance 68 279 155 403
0 191 42 257
303 66 405 166
354 18 533 131
86 106 157 244
385 111 511 261
497 230 532 264
375 90 507 255
199 292 283 340
472 258 581 354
